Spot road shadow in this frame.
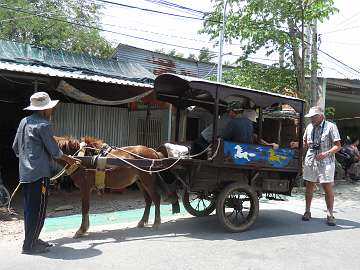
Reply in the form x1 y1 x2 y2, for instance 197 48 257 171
44 208 360 260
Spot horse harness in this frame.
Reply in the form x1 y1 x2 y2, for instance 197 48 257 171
90 144 114 190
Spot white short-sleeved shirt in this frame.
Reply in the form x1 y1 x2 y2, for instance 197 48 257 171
303 120 341 166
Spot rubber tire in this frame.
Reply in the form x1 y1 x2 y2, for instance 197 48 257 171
216 183 259 233
182 191 216 217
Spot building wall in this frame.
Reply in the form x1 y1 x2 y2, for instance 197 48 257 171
53 103 129 146
53 102 170 148
115 44 233 78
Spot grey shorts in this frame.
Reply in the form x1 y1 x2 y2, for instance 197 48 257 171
303 162 335 184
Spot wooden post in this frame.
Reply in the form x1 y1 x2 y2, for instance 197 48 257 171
212 86 220 156
258 108 263 141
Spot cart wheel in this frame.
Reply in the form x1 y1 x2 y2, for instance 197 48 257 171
0 184 10 207
216 183 259 233
182 191 216 217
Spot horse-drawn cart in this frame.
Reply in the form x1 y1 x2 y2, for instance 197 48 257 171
75 73 305 233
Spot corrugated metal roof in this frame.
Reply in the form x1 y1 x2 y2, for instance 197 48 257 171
115 44 233 79
0 61 153 88
0 39 155 84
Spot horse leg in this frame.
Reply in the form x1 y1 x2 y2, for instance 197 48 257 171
74 173 92 238
137 183 152 228
140 174 161 230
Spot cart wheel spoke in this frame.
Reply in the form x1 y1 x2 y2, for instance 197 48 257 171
217 183 259 233
182 191 216 217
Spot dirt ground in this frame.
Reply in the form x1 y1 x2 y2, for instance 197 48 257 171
0 187 146 241
1 179 360 243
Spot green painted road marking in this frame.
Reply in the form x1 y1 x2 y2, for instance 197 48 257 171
44 204 187 232
44 194 302 232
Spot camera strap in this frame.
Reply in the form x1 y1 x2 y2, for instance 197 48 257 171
311 120 325 145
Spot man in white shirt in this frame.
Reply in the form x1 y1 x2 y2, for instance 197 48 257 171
302 106 341 226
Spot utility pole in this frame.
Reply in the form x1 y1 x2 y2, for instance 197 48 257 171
305 24 311 69
217 0 227 82
310 19 318 106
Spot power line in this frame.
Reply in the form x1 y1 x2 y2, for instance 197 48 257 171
0 4 226 55
320 25 360 35
1 3 358 76
321 66 354 79
91 0 210 22
328 10 360 32
322 41 360 46
317 49 360 75
318 52 360 78
97 19 215 44
142 0 206 15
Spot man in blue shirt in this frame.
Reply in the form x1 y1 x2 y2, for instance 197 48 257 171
193 104 239 159
12 92 79 254
223 109 279 148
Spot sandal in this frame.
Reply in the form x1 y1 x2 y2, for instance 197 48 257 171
327 215 336 226
302 211 311 221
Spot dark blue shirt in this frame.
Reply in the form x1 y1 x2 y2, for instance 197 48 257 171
223 117 254 144
12 113 63 183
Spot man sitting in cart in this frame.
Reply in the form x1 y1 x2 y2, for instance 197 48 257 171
223 108 279 149
193 102 241 158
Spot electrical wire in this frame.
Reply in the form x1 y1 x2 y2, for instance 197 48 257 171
92 0 210 22
1 3 358 76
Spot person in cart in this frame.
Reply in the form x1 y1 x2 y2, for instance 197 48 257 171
193 102 241 158
223 108 279 149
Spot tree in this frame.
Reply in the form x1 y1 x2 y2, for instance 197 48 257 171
187 53 197 61
155 48 166 54
0 0 114 57
198 47 216 62
222 60 297 95
202 0 337 98
168 49 184 58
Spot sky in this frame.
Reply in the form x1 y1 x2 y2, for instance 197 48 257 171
99 0 360 80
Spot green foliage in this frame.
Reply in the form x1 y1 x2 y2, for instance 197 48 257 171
0 0 114 57
325 106 336 120
202 0 338 95
187 53 197 61
221 61 298 96
198 47 216 62
168 49 184 58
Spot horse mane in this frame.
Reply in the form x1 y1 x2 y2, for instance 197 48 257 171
54 136 80 155
81 136 104 149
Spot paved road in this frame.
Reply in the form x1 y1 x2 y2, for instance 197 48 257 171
1 185 360 270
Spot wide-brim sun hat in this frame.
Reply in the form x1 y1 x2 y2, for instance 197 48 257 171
227 101 242 112
305 106 324 118
24 92 59 111
242 109 258 122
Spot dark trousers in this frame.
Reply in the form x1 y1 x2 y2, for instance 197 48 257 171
22 177 49 250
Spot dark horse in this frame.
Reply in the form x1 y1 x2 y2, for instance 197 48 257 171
54 136 179 238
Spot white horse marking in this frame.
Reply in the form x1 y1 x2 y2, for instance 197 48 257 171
234 145 256 161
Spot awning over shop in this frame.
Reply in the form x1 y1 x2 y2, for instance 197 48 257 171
0 40 155 105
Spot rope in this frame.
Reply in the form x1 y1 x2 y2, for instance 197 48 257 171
85 138 220 161
7 146 84 214
7 182 21 214
89 138 222 174
7 139 221 213
106 151 184 173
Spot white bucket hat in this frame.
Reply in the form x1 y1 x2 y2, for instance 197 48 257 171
242 109 258 122
24 92 59 111
305 106 324 118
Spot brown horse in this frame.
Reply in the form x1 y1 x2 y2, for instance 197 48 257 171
54 136 179 238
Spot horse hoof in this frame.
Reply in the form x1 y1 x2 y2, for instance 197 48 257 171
137 221 146 228
73 231 85 239
151 224 160 230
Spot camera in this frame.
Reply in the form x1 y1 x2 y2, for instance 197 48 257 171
311 143 321 150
